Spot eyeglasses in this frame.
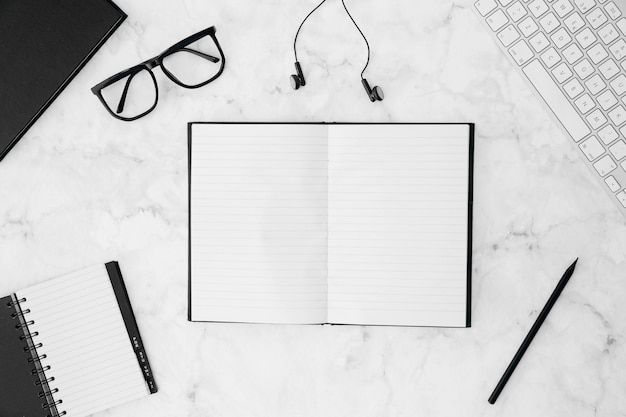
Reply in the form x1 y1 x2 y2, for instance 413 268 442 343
91 26 225 121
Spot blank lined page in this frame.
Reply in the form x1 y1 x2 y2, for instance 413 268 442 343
327 124 471 327
17 264 149 417
190 124 329 323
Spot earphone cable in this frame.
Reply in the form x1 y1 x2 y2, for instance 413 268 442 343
340 0 370 80
293 0 328 62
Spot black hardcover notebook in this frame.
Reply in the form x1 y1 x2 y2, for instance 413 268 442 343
0 262 156 417
0 0 126 162
188 122 474 327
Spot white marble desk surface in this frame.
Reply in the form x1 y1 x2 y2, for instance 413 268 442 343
1 0 625 415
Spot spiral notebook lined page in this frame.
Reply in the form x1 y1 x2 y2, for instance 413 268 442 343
327 124 471 327
17 265 149 417
190 124 329 323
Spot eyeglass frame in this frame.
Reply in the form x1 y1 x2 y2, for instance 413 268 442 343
91 26 225 122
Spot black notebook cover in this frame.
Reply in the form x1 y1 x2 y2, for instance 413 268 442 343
0 0 126 162
0 296 49 417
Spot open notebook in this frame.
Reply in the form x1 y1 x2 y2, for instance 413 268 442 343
0 262 156 417
188 123 474 327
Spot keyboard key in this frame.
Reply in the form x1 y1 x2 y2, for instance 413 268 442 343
541 47 562 67
529 0 549 16
610 74 626 94
574 0 596 13
609 39 626 60
608 105 626 123
617 18 626 35
509 40 534 64
523 60 591 141
617 190 626 207
539 12 561 32
586 7 608 28
609 139 626 159
598 124 618 144
605 175 620 192
593 154 617 176
551 28 572 48
565 12 586 32
604 2 622 19
565 78 585 97
498 25 521 46
507 1 528 21
518 16 540 36
554 0 575 17
487 10 509 30
585 74 607 94
564 43 584 63
587 43 609 63
575 28 598 48
580 136 606 160
552 62 573 82
599 23 619 43
575 93 596 113
499 0 514 5
598 90 618 109
586 108 608 128
599 59 620 79
475 0 498 15
530 32 550 51
574 58 595 79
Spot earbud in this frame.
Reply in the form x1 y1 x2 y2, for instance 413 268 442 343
290 61 306 90
290 0 385 102
362 78 384 102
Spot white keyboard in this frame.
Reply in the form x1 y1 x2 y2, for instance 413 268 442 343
473 0 626 216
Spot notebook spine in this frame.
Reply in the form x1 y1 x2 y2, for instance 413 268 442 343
9 295 66 417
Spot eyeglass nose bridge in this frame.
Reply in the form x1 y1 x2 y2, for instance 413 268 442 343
144 58 160 70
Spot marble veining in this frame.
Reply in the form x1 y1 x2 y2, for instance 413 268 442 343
0 0 625 416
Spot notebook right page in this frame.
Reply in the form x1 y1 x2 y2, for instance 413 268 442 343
327 124 472 327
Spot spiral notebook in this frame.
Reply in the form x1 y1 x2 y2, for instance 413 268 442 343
188 122 474 327
0 262 156 417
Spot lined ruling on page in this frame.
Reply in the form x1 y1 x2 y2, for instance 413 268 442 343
190 124 329 323
327 124 470 327
17 265 148 417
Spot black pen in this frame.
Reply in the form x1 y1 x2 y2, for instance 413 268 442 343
488 258 578 404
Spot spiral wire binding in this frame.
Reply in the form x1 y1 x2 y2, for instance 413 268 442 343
8 296 66 417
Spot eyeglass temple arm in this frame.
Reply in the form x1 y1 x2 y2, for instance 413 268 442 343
116 72 138 114
179 48 220 63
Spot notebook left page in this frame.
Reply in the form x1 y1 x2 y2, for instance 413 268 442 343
189 123 329 323
16 264 150 417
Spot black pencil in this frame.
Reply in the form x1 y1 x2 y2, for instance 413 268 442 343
488 258 578 404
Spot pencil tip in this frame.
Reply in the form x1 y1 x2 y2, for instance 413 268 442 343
571 258 578 268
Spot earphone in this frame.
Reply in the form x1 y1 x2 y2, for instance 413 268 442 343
290 61 306 90
290 0 384 102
